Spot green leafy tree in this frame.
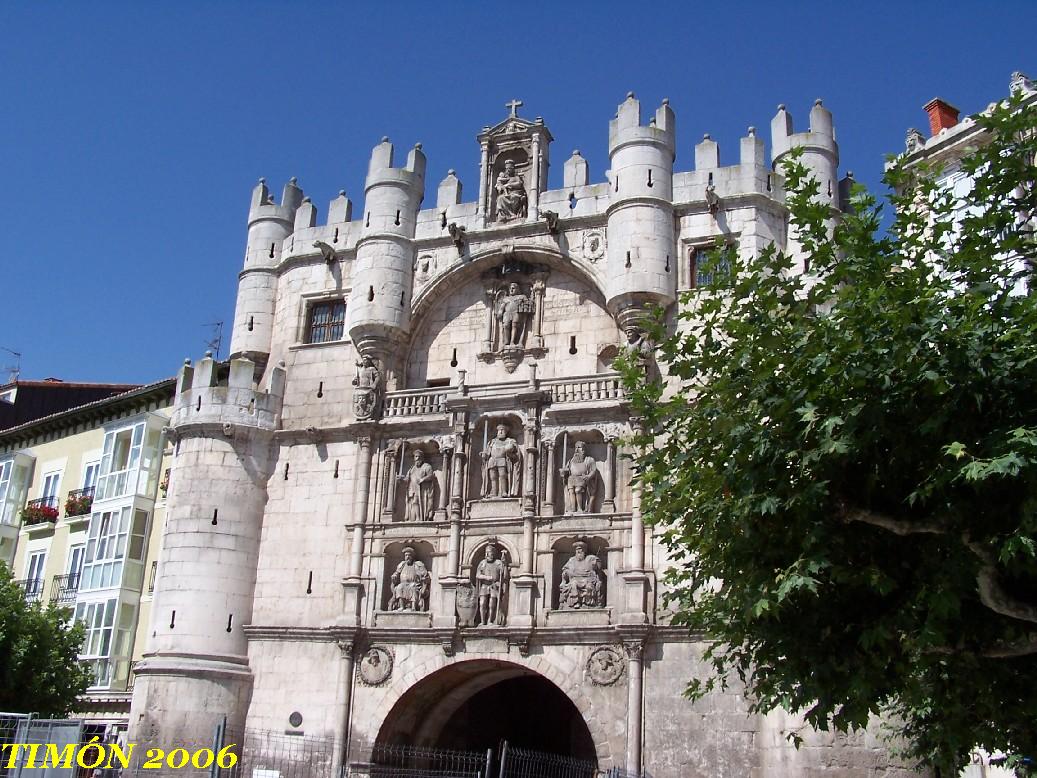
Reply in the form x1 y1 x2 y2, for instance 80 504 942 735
0 562 91 715
620 95 1037 773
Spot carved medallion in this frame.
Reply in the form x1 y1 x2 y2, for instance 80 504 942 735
586 645 625 686
582 231 605 262
414 254 436 284
358 646 393 686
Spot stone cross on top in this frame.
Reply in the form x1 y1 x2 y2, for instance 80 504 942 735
506 99 523 118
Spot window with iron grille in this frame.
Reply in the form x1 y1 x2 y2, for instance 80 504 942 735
307 300 346 344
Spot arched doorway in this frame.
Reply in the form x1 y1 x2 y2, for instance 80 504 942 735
375 659 597 763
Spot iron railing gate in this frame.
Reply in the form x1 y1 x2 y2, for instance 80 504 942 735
349 741 632 778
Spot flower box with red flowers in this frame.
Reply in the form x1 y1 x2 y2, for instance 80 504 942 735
21 498 59 526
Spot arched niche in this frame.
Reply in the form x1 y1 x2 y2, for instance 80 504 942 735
381 540 436 612
403 249 620 389
548 536 610 611
382 439 446 523
469 413 526 505
544 429 609 516
460 537 517 628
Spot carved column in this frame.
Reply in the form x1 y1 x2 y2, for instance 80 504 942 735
603 436 617 512
331 639 356 778
381 447 397 515
624 641 645 776
436 447 452 521
531 277 546 349
529 133 541 221
349 436 374 578
542 440 556 516
478 138 490 226
447 433 468 574
483 287 497 353
629 421 645 571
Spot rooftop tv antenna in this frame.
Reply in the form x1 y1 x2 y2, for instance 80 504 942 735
203 321 224 360
1 347 21 384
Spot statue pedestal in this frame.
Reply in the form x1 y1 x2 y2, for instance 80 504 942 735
508 574 540 628
545 608 612 627
617 571 652 625
373 611 432 629
337 577 366 627
469 497 521 519
436 576 466 628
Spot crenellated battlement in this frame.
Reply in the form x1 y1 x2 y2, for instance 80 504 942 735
608 93 676 155
771 99 838 163
170 353 286 432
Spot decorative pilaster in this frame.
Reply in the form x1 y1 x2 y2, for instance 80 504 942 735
623 639 645 776
603 436 617 512
343 435 374 625
529 133 542 221
331 638 357 778
483 287 496 353
435 447 452 522
478 136 490 227
542 440 556 516
531 277 546 350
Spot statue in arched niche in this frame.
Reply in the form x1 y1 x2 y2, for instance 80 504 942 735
474 543 509 626
562 440 599 514
481 422 522 498
389 546 430 612
495 159 527 222
400 449 436 522
559 540 604 609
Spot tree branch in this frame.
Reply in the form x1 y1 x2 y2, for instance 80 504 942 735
835 503 946 535
963 536 1037 626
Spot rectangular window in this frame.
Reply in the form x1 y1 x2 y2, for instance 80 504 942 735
41 471 61 509
26 550 46 584
82 507 130 590
97 421 159 501
0 461 11 521
690 246 731 289
82 461 100 492
68 544 85 578
307 300 346 344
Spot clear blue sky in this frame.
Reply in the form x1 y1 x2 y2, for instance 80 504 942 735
1 1 1033 384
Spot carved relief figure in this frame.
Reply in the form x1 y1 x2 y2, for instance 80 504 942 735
481 423 522 498
389 547 429 611
495 282 533 348
494 159 528 222
562 440 598 513
559 540 604 609
352 355 382 419
475 543 508 626
400 449 436 522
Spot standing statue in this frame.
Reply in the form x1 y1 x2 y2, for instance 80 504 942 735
474 544 508 626
494 159 528 222
561 440 598 514
495 282 533 348
481 423 522 498
400 449 436 522
389 546 430 611
352 355 382 419
559 540 604 609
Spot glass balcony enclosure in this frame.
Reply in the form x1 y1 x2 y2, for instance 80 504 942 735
74 597 137 690
81 506 149 592
95 420 163 503
0 454 33 527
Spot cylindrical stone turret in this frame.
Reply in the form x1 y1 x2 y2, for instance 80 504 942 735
771 100 839 208
129 355 284 755
229 178 303 366
605 95 677 328
347 139 426 381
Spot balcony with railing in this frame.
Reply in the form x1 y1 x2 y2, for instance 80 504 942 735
542 374 625 404
17 578 44 603
21 496 59 526
50 572 80 605
383 388 451 418
64 486 94 518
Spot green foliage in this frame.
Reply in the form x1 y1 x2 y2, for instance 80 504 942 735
619 95 1037 773
0 562 90 715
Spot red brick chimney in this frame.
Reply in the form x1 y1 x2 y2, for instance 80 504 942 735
923 98 960 136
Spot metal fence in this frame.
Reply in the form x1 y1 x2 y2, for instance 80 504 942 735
498 742 597 778
0 712 86 778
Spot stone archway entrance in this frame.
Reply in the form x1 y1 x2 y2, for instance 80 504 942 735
374 659 597 763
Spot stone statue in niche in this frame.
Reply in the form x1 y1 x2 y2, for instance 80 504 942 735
495 282 533 348
562 440 599 514
495 159 528 222
400 449 436 522
389 546 429 611
352 355 382 420
559 540 604 609
475 543 509 626
481 423 522 498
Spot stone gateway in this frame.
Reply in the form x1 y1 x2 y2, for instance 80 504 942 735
128 95 922 777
